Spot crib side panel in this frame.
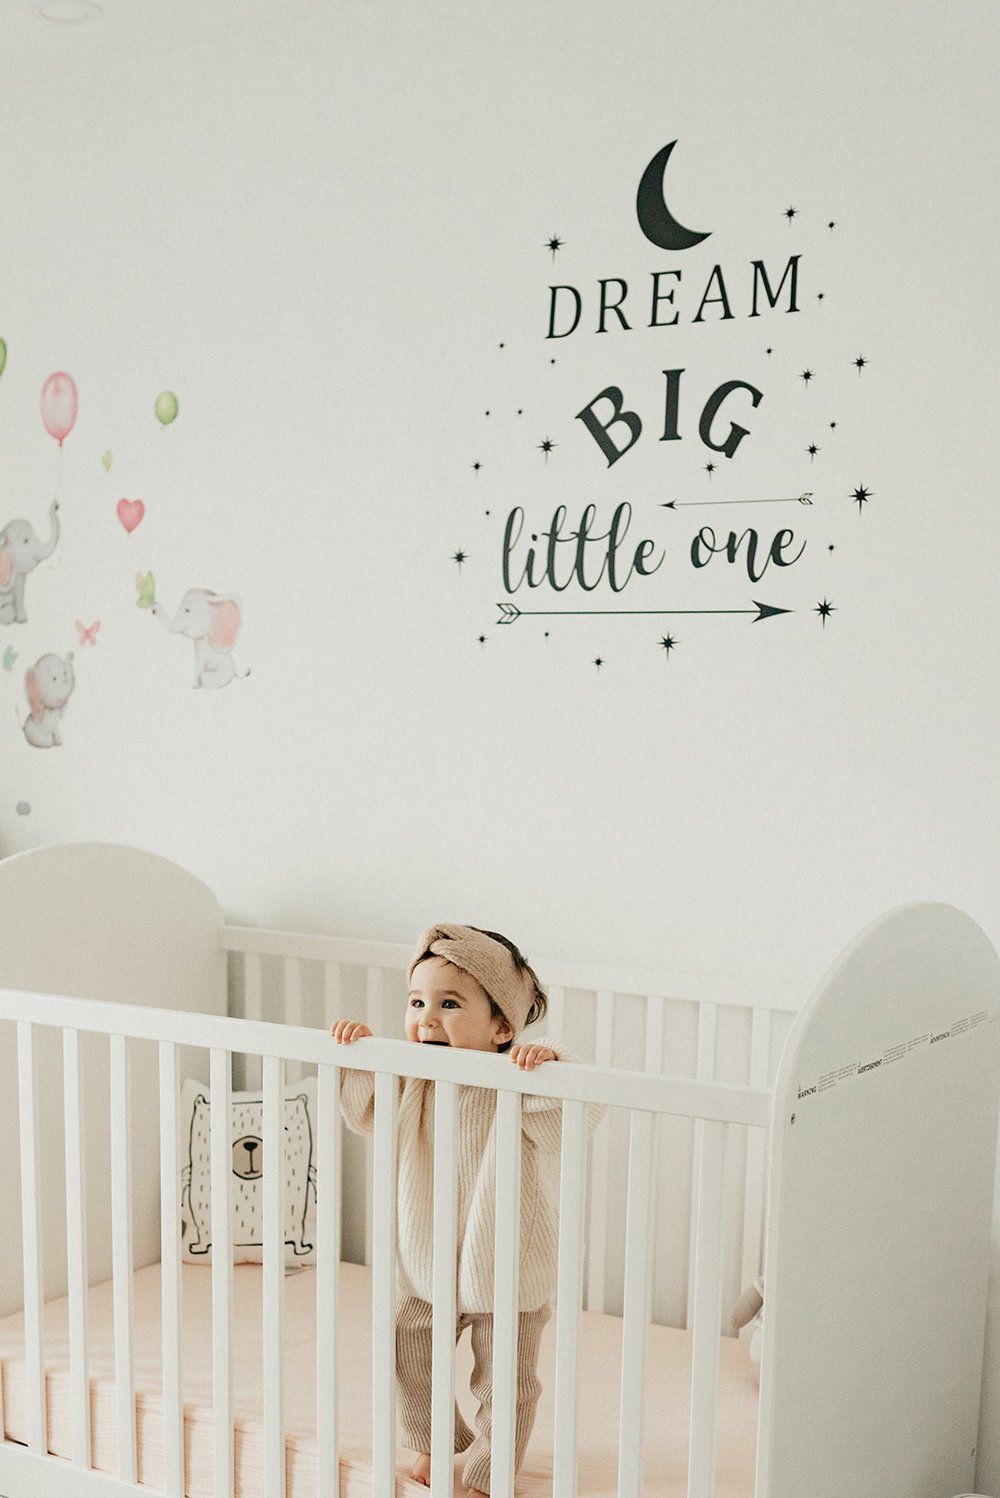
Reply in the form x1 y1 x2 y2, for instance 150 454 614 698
0 843 226 1319
757 902 1000 1498
224 928 797 1327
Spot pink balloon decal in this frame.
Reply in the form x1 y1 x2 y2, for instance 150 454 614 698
116 498 145 533
40 371 78 446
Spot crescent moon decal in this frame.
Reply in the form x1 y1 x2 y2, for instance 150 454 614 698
636 141 712 252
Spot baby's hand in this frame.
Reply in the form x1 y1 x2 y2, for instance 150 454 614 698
329 1020 373 1043
509 1043 557 1070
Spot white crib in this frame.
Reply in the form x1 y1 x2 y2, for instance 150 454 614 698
0 842 997 1498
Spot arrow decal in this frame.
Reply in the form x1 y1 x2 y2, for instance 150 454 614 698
497 601 791 625
662 492 813 510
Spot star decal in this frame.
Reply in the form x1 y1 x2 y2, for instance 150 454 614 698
784 206 797 222
815 599 835 626
593 657 604 671
477 634 487 647
807 443 820 458
851 485 872 512
545 236 564 259
801 368 814 385
704 461 716 476
828 220 836 231
452 550 468 569
659 635 677 658
472 461 482 471
854 355 868 372
538 437 556 460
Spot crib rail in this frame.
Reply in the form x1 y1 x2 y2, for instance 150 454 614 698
2 985 770 1498
223 925 796 1330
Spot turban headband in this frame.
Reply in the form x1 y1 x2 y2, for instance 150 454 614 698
407 923 541 1037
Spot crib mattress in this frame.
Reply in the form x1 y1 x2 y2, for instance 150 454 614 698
0 1262 759 1496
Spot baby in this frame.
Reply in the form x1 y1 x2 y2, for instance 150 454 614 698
330 923 582 1496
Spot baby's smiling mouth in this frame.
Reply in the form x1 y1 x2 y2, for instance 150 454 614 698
420 1038 449 1045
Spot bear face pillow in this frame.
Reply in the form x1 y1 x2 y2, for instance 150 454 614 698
179 1076 318 1265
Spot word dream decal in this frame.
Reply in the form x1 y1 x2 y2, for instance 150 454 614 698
456 140 877 669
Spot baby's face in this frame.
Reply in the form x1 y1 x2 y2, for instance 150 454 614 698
406 957 513 1052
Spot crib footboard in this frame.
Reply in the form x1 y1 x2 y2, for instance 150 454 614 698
756 903 1000 1498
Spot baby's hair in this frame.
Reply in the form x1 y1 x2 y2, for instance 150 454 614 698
470 926 549 1035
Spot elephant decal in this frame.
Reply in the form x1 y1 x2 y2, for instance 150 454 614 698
151 588 248 689
0 500 60 625
23 651 75 748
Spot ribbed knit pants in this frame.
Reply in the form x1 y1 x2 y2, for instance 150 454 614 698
395 1295 551 1494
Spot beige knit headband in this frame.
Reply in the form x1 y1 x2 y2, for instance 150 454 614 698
407 923 540 1037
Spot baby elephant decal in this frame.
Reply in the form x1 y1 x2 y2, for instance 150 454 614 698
0 500 60 625
152 587 248 689
23 651 74 748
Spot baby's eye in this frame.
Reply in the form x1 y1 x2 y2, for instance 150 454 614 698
409 997 424 1009
442 999 460 1009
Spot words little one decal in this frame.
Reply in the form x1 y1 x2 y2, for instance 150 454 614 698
456 140 875 668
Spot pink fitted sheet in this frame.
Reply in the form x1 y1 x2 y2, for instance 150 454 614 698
0 1262 758 1496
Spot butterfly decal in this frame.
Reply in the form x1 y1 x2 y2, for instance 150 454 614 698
135 571 156 609
75 619 101 646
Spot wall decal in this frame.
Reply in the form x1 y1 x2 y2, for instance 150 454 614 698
74 619 100 646
635 140 712 252
101 450 113 472
22 651 74 748
15 802 30 816
135 569 156 609
116 497 145 533
40 372 78 447
3 647 17 671
0 500 61 625
459 139 878 664
150 587 249 689
0 338 7 378
154 389 179 427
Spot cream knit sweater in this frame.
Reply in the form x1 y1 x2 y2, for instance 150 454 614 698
340 1042 592 1314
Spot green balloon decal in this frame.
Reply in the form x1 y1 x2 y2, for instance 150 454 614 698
0 339 7 378
154 390 179 426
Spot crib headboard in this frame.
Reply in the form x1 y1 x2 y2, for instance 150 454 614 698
0 842 227 1316
756 902 1000 1498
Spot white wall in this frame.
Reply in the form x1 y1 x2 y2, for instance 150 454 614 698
1 0 998 1485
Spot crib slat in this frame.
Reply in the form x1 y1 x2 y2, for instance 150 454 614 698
323 959 343 1016
617 1109 656 1498
688 1119 727 1498
586 989 615 1312
63 1028 91 1469
263 1054 287 1498
552 1100 587 1498
158 1042 184 1498
16 1021 46 1456
492 1087 523 1498
740 1008 772 1290
210 1047 234 1498
243 952 264 1088
687 1003 718 1329
284 958 304 1082
316 1064 342 1498
372 1071 398 1497
546 983 566 1041
644 994 666 1074
363 968 385 1271
430 1081 458 1498
109 1034 137 1481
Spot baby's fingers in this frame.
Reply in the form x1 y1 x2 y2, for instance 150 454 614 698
329 1020 373 1043
510 1043 557 1070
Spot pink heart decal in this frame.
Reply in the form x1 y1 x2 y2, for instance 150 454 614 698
117 498 145 533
